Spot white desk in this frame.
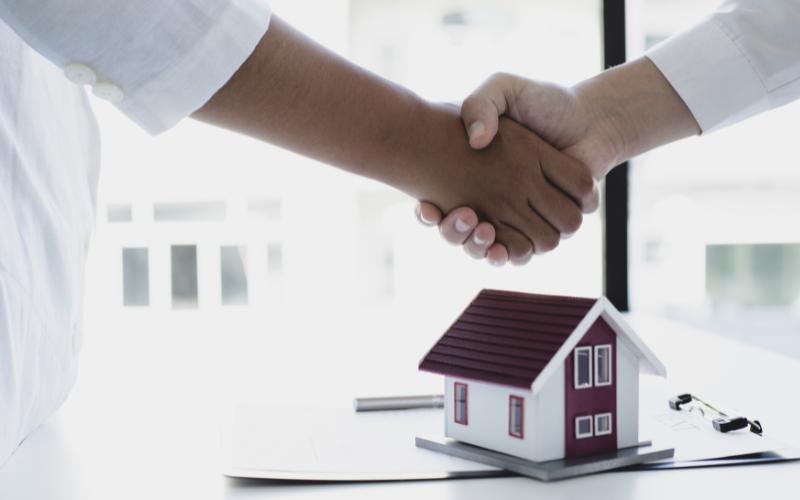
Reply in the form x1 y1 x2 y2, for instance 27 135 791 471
2 312 800 499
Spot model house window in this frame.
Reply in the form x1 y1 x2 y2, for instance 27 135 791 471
509 396 524 438
595 345 612 386
575 416 593 439
595 413 612 436
454 382 468 425
574 346 592 389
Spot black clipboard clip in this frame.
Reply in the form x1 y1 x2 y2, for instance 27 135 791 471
669 393 763 435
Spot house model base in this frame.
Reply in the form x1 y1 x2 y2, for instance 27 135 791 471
416 435 674 481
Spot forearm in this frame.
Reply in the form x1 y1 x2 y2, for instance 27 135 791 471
191 14 464 198
575 57 700 176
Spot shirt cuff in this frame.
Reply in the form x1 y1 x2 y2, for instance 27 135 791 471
117 1 271 136
645 18 769 134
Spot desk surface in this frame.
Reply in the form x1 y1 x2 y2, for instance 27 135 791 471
2 312 799 500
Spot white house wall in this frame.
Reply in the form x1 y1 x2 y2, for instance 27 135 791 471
531 363 565 462
616 337 640 448
444 373 565 463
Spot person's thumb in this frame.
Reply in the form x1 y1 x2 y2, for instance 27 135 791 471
461 74 516 149
461 94 499 149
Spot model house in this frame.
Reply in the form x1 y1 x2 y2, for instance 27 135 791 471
419 289 666 462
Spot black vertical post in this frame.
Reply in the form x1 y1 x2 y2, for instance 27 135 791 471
603 0 629 311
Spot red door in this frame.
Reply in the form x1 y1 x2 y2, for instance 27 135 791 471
564 318 617 458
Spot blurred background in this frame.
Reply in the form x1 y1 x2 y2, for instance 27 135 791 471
81 0 800 414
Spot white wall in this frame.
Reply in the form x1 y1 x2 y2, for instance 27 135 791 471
444 372 564 463
616 338 640 448
531 364 565 461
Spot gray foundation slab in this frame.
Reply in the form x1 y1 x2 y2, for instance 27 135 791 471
416 435 674 482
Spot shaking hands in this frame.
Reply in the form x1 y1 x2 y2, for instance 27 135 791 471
417 57 700 266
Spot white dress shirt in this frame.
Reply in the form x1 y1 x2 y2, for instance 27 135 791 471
0 0 270 467
646 0 800 134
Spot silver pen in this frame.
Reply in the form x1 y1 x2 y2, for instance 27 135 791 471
353 394 445 412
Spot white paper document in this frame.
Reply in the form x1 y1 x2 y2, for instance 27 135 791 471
223 404 504 480
223 390 788 480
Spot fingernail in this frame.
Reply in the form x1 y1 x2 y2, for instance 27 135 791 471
474 233 486 245
468 121 486 143
455 217 472 233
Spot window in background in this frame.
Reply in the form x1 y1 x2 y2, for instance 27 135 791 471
267 244 283 275
171 245 199 309
221 246 249 305
108 204 132 222
247 198 281 221
627 0 800 358
122 248 149 306
155 202 226 222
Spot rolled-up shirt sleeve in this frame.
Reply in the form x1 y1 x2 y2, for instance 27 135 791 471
0 0 271 135
646 0 800 134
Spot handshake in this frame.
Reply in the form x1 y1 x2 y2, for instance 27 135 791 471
405 65 640 267
402 57 698 266
412 73 607 267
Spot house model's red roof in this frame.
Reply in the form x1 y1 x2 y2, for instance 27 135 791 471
419 289 599 389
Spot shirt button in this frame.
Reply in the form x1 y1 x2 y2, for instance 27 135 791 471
93 82 124 103
64 63 97 86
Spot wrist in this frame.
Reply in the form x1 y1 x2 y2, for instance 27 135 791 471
389 100 473 209
574 57 700 176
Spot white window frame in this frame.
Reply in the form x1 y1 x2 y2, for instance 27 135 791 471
595 413 612 436
509 395 524 439
594 344 612 387
454 382 468 425
575 416 593 439
574 346 593 389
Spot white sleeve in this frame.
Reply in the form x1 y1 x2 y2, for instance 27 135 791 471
646 0 800 134
0 0 271 135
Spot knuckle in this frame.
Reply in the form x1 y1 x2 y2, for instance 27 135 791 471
537 230 561 253
576 170 596 199
509 241 533 262
564 209 583 235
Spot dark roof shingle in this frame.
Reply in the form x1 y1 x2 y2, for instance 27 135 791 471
419 289 598 388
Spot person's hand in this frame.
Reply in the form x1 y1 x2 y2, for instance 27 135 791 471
415 203 510 266
418 57 700 263
413 107 600 266
409 109 598 265
415 76 606 263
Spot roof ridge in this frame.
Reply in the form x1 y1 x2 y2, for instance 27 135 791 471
478 289 598 305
